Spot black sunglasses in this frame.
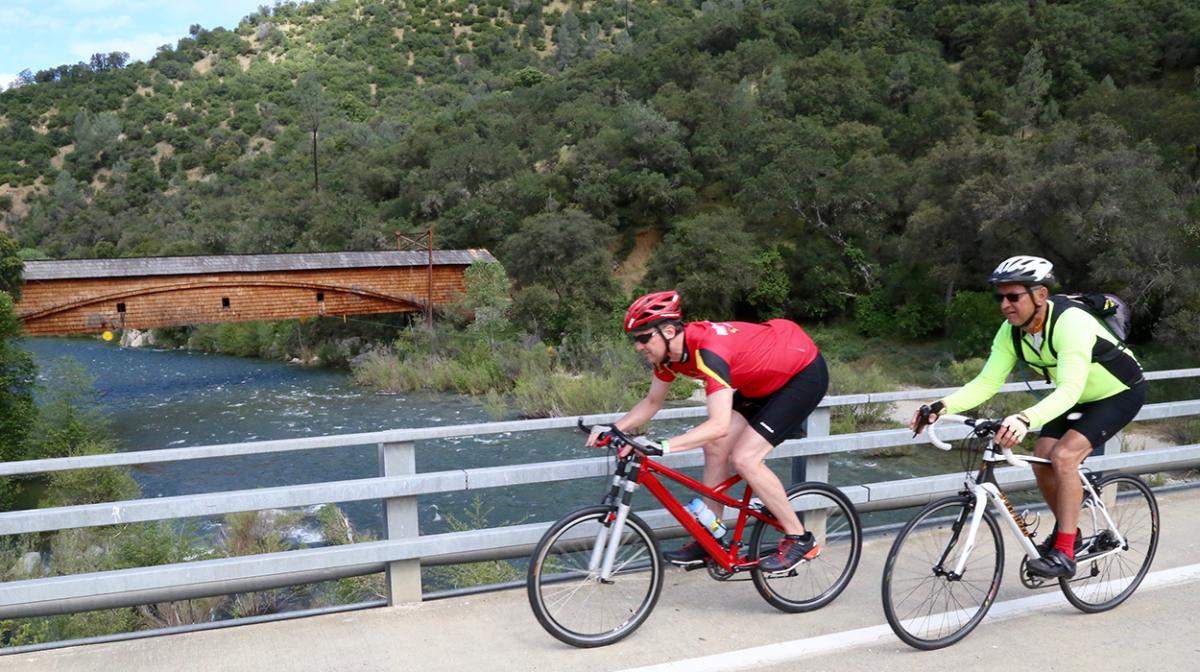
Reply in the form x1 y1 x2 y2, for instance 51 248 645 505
631 331 656 344
993 292 1026 303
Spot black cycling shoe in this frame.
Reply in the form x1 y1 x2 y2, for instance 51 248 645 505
1026 548 1077 578
758 533 819 574
1035 528 1083 556
663 540 709 567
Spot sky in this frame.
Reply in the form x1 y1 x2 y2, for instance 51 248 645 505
0 0 272 90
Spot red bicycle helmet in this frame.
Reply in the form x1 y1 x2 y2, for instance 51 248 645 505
624 291 683 332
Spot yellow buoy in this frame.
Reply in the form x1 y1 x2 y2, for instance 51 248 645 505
102 331 114 342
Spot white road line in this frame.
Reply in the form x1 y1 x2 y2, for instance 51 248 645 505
616 562 1200 672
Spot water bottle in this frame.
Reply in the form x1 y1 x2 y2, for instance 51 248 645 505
684 498 726 539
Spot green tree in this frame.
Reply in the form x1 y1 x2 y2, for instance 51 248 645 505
31 359 112 460
459 259 511 322
0 291 36 509
1005 41 1054 138
644 210 759 320
0 234 23 300
499 209 617 334
296 71 331 193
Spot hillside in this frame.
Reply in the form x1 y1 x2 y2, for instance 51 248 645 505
1 0 1199 350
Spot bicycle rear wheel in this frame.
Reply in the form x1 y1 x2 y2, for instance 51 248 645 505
882 495 1004 650
527 505 663 647
1060 473 1159 613
749 482 862 613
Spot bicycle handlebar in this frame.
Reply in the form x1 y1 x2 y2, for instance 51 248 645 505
926 414 1031 468
577 419 664 456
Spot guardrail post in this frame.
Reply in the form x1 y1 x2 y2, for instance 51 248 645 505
791 407 830 484
790 408 831 543
1101 430 1123 509
380 441 422 604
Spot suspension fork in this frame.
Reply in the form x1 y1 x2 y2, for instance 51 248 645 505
587 457 632 573
592 458 644 581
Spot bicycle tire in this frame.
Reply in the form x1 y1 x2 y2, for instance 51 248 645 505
749 482 862 613
1059 473 1159 613
527 505 663 647
882 495 1004 650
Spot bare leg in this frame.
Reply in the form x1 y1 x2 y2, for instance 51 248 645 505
699 412 746 519
729 428 805 536
1048 430 1093 535
1032 436 1060 523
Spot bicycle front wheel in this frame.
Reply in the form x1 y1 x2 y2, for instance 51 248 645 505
1060 473 1159 613
882 495 1004 650
749 482 862 613
527 506 663 647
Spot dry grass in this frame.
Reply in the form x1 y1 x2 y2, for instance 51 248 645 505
613 227 661 294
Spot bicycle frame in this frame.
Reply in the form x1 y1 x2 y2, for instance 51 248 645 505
591 451 779 579
945 444 1127 579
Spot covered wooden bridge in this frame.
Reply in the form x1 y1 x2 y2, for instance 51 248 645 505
15 249 496 336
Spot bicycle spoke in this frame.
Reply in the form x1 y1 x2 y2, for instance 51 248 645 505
750 484 862 613
883 497 1004 650
528 507 664 647
1060 474 1158 614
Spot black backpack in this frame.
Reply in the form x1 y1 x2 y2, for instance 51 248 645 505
1010 293 1142 387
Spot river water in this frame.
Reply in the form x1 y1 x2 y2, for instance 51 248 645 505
20 337 964 541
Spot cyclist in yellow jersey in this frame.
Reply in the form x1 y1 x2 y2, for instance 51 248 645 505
910 256 1145 578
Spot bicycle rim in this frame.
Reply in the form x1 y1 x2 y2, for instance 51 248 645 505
749 483 862 613
882 496 1004 650
1060 474 1159 613
527 506 663 647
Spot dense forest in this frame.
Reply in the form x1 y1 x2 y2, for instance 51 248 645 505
1 0 1199 350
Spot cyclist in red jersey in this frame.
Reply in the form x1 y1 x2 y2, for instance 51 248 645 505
586 290 830 573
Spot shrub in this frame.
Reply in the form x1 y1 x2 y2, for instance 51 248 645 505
424 496 526 591
947 291 998 358
825 355 897 434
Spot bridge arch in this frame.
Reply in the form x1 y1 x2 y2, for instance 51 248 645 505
15 250 495 336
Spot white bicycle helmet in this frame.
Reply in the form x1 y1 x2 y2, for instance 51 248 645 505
988 255 1055 286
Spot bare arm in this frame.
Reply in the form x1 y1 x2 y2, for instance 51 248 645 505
660 388 733 453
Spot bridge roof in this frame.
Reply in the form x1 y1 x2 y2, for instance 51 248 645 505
22 249 497 281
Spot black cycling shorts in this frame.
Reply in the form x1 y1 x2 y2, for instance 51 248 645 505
1038 382 1146 453
732 353 829 447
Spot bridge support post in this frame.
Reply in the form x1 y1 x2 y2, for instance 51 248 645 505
379 441 422 605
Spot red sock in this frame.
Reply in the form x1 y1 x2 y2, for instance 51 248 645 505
1054 531 1077 559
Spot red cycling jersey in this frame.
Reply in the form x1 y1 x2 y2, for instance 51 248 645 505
653 319 819 398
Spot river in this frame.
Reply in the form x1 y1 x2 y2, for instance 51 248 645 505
20 337 968 541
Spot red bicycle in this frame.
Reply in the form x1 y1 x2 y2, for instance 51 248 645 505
526 421 862 647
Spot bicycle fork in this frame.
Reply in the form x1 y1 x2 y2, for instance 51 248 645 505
589 462 642 581
944 484 990 579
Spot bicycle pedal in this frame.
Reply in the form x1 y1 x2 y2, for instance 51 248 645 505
1018 558 1051 589
1020 574 1050 589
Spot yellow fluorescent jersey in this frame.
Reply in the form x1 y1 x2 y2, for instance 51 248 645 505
943 301 1142 428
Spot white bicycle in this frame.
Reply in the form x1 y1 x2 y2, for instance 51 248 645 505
881 413 1160 650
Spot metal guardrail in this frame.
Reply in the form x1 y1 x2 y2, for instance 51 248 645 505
1 369 1199 619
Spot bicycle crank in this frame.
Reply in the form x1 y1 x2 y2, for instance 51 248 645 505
706 562 735 581
1019 557 1051 589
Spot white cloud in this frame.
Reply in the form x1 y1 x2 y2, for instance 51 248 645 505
70 32 176 64
62 0 121 14
0 8 64 34
71 15 134 35
0 73 18 91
